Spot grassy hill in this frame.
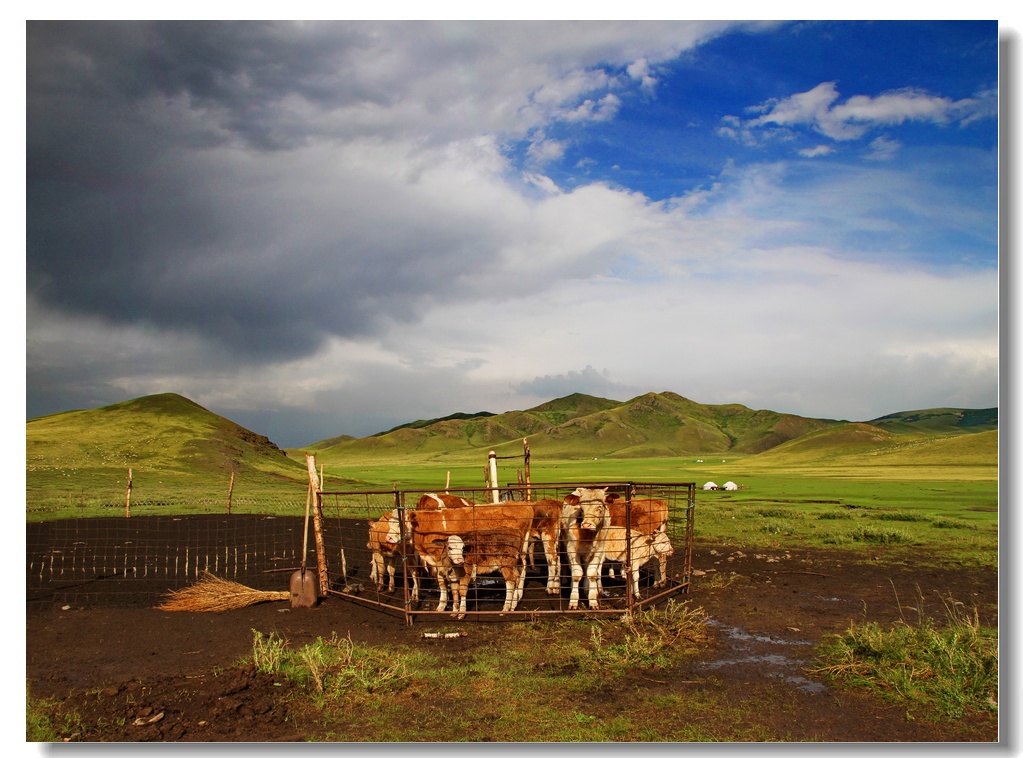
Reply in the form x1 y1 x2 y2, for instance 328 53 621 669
27 394 313 511
306 391 844 464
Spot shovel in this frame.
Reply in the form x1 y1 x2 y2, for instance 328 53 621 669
290 484 320 608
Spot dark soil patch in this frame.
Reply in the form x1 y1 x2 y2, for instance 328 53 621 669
26 540 998 742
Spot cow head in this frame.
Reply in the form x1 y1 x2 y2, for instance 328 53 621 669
651 530 674 556
567 487 609 533
445 534 466 566
384 510 402 544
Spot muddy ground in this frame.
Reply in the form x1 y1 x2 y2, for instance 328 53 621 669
26 540 999 743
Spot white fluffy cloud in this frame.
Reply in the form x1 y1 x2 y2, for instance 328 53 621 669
732 81 996 146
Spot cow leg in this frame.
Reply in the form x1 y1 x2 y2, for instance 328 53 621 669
454 575 469 620
435 569 449 612
656 554 668 588
543 536 560 595
512 565 527 610
567 555 583 610
385 556 396 593
370 553 380 589
585 559 601 609
409 565 420 602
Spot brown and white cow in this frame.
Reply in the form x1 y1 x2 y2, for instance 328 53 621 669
411 502 534 614
409 509 467 612
366 509 420 600
606 493 670 589
598 526 674 600
561 487 613 610
449 525 531 619
415 493 475 511
492 498 563 595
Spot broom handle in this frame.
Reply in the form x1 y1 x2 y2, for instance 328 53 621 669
301 484 312 575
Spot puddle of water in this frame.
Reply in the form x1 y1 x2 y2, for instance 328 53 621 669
700 619 828 694
705 619 811 646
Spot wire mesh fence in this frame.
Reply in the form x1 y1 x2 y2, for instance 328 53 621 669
319 481 695 623
26 482 695 618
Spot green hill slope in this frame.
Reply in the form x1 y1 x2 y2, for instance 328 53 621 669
868 407 998 434
305 391 843 464
739 422 998 475
27 393 310 495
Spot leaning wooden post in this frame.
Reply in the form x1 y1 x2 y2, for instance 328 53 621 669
124 468 133 519
306 454 330 596
489 450 500 503
523 437 531 501
226 471 235 515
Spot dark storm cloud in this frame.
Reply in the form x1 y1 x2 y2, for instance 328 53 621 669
26 21 508 362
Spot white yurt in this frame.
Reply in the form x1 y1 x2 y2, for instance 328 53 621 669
722 481 739 491
702 481 718 490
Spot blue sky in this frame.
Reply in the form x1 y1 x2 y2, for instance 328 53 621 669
24 20 1003 447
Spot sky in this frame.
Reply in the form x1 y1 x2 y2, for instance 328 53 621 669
24 19 1004 448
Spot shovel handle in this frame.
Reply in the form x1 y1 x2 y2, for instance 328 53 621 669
301 483 312 574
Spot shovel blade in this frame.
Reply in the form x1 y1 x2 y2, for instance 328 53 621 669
289 570 319 608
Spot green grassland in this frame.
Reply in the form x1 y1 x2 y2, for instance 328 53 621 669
26 392 998 567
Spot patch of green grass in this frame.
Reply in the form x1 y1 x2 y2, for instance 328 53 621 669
814 593 998 719
26 684 82 742
255 601 720 741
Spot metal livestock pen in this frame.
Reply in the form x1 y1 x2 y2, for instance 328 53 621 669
315 482 695 624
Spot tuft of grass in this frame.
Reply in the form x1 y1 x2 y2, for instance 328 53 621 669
250 630 422 699
813 592 998 718
589 601 711 671
850 526 912 545
27 684 82 742
250 629 288 674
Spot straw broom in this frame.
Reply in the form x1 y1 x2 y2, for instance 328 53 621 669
157 571 289 612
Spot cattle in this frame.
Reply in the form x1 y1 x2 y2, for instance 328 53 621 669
415 493 475 511
561 487 613 610
598 527 674 600
410 502 534 614
487 498 563 595
409 509 467 612
606 493 670 589
450 525 531 619
366 509 421 600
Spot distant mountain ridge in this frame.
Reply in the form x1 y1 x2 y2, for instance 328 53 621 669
27 393 998 477
307 391 997 461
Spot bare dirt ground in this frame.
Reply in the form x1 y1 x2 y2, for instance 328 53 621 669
26 540 998 743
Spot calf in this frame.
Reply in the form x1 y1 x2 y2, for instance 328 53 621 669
607 493 670 589
411 502 534 614
599 527 674 600
366 510 420 600
561 487 613 610
450 525 531 619
493 498 562 595
409 509 467 612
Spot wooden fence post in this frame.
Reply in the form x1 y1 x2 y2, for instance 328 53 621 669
523 437 531 501
124 468 132 519
488 451 500 503
306 454 330 596
226 471 235 515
